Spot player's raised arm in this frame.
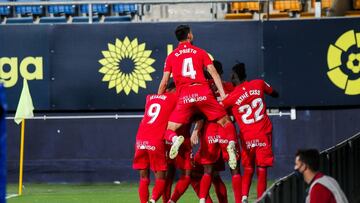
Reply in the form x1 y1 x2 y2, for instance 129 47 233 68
207 64 226 100
158 71 171 94
263 81 279 98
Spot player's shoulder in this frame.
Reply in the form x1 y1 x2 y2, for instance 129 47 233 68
251 79 265 84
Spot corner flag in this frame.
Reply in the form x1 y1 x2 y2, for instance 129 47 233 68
14 79 34 124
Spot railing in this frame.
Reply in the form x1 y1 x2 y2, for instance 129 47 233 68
0 0 268 23
258 131 360 203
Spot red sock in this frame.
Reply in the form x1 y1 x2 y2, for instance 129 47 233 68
232 174 242 203
256 167 267 198
170 175 191 202
223 122 237 142
191 178 201 196
213 175 228 203
165 129 177 142
199 173 212 199
191 178 213 203
162 175 174 203
151 178 166 201
139 178 150 203
242 167 254 197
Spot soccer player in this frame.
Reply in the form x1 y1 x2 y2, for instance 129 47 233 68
192 60 242 203
132 82 177 203
222 63 279 203
158 25 238 202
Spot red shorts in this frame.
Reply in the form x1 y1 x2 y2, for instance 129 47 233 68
240 132 274 167
133 139 167 172
165 138 192 170
169 84 227 124
197 122 240 165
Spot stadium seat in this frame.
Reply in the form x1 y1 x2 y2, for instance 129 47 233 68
0 6 10 16
230 2 260 13
354 0 360 9
273 0 302 12
80 4 109 15
311 0 332 10
15 0 43 16
48 5 76 15
6 16 33 23
112 4 137 14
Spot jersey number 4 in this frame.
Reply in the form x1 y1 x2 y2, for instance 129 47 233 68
238 98 264 124
182 58 196 79
147 103 161 124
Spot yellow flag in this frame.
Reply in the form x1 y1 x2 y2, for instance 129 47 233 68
14 79 34 125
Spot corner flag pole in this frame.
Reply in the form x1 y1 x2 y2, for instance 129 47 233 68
18 119 25 195
14 79 34 196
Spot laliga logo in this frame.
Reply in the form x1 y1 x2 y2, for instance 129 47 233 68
98 37 155 95
327 30 360 95
0 57 43 88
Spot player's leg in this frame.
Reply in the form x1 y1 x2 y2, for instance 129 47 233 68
168 169 191 203
149 171 167 203
138 169 150 203
199 165 214 203
229 165 242 203
191 168 214 203
241 148 255 203
254 133 274 199
212 172 228 203
133 142 151 203
163 164 176 203
217 116 238 170
256 166 267 199
148 141 168 203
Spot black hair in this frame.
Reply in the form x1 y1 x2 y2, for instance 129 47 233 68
175 25 191 42
213 60 223 75
296 149 320 172
232 63 247 81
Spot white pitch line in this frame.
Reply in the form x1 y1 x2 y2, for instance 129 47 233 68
6 194 19 199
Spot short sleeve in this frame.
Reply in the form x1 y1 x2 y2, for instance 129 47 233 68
202 51 213 68
164 56 172 72
263 80 274 95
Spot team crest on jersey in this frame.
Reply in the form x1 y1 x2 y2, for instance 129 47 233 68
99 37 156 95
327 30 360 95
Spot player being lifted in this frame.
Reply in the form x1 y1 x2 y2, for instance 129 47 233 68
158 25 238 203
132 83 177 203
222 63 279 203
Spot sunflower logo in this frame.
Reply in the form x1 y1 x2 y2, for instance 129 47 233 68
327 30 360 95
99 37 156 95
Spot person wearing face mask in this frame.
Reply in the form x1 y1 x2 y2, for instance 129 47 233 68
294 149 348 203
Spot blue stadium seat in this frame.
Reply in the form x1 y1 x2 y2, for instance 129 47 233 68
48 5 76 15
47 0 76 15
113 4 137 14
15 0 43 15
0 6 10 16
80 4 108 14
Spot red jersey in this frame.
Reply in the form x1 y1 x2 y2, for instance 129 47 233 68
223 79 273 135
164 42 213 88
208 80 234 100
136 92 177 141
309 173 336 203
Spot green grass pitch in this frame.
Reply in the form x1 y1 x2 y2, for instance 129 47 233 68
6 180 271 202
